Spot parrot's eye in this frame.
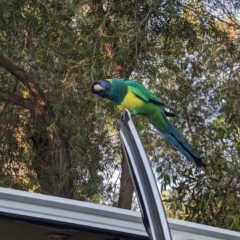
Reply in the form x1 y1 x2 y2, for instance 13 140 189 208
93 83 106 92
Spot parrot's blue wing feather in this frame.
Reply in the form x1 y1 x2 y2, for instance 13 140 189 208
151 120 206 167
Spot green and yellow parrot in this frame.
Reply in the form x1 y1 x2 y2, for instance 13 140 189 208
92 78 206 167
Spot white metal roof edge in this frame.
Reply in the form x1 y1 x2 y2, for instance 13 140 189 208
168 218 240 240
0 187 147 237
0 187 140 219
0 187 240 239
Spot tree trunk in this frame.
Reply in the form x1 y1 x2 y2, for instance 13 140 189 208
118 150 134 209
105 47 135 209
105 44 135 209
31 130 73 198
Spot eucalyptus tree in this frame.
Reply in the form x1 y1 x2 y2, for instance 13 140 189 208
0 0 240 231
0 0 108 199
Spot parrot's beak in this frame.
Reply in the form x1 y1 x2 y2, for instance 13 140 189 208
92 83 106 92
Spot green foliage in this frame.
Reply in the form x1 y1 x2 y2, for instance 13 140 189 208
0 0 240 231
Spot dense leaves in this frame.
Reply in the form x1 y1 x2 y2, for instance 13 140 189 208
0 0 239 231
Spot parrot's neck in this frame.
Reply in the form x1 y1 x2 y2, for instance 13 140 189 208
108 81 128 105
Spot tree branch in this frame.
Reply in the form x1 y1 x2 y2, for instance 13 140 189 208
0 88 36 110
0 52 47 107
0 88 50 125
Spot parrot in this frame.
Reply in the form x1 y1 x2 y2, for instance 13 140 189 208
92 78 206 167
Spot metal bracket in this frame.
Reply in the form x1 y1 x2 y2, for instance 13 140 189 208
118 109 172 240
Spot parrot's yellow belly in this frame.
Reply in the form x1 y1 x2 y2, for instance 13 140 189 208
117 88 144 111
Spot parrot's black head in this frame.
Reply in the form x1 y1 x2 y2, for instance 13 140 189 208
92 79 112 98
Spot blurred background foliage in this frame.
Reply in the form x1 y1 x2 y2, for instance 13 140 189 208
0 0 240 231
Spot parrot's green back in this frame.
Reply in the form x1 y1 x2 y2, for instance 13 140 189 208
109 79 170 132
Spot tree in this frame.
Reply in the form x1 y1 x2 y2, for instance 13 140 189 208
0 0 106 199
0 0 240 231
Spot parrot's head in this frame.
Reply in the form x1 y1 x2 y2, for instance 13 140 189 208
92 78 127 105
92 79 112 98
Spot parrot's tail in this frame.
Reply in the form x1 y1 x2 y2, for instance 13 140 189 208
152 121 206 167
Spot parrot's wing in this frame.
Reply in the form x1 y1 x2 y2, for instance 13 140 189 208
129 85 165 105
129 85 176 117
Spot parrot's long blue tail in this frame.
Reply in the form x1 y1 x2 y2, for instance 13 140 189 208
152 120 206 167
